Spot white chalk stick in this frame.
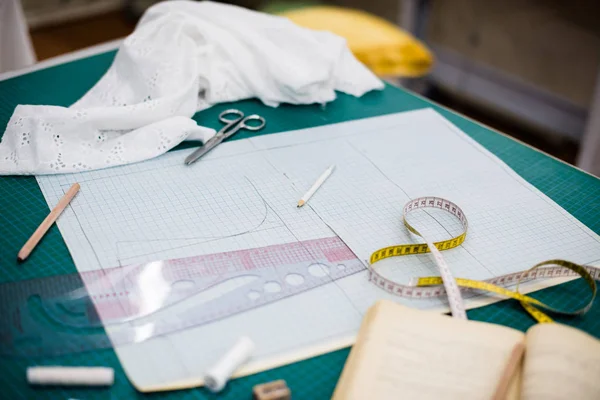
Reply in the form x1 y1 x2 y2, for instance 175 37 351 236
204 336 255 392
27 366 114 386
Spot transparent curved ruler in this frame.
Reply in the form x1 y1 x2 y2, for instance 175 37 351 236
0 237 363 357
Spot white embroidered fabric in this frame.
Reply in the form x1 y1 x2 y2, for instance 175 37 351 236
0 0 383 175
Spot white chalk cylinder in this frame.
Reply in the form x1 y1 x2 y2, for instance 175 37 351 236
27 366 114 386
204 336 255 392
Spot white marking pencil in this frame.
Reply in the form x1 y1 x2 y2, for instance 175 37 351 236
18 183 80 262
297 165 335 207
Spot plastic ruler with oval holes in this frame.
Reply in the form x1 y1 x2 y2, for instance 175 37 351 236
0 237 364 357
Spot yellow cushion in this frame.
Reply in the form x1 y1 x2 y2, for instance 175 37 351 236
279 6 433 77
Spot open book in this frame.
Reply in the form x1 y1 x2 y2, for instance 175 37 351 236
332 300 600 400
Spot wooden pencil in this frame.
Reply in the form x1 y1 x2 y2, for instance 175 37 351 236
17 183 80 262
491 341 525 400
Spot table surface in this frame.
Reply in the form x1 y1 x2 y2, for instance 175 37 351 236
1 50 599 400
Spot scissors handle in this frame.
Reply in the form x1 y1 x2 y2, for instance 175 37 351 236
185 109 266 166
238 114 266 131
219 110 266 140
219 109 245 124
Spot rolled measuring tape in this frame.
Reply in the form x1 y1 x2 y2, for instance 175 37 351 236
368 196 599 323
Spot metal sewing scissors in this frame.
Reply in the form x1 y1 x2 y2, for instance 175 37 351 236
184 109 266 165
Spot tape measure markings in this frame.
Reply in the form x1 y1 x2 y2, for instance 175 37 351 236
370 196 468 319
368 197 599 323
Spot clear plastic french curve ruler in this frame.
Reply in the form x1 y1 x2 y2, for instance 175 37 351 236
368 196 599 323
0 237 364 357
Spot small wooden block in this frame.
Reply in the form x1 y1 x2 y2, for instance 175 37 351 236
252 379 291 400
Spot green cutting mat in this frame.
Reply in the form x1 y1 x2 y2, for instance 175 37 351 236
1 51 599 399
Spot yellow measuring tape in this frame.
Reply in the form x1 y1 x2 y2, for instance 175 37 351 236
370 197 467 263
368 197 598 323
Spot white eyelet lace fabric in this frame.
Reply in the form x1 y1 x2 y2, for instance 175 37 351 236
0 0 383 175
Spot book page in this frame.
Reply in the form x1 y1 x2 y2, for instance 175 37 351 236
522 324 600 400
333 301 525 400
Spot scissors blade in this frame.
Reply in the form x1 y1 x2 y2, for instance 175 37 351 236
184 135 224 165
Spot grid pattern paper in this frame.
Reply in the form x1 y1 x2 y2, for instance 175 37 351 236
36 108 600 390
